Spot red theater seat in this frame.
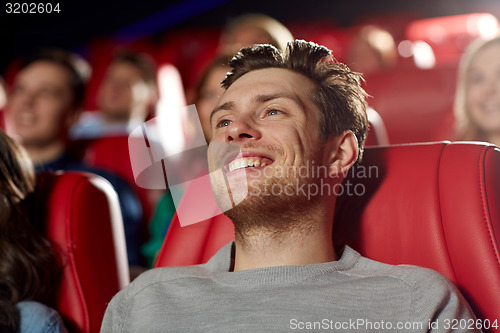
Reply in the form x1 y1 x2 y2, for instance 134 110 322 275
364 65 457 144
155 142 500 332
34 172 129 333
76 137 134 183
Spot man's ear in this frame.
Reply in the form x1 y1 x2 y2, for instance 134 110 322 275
325 131 358 178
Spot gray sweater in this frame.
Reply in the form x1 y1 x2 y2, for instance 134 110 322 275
101 243 479 332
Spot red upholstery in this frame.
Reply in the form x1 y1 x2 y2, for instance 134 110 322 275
333 142 500 330
406 13 499 67
76 137 134 183
155 142 500 332
363 65 457 144
34 172 129 333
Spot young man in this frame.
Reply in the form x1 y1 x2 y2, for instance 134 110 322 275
101 41 478 332
70 52 157 139
4 49 143 266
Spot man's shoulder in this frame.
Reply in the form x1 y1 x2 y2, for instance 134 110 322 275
139 265 210 280
101 264 218 332
121 265 212 296
354 253 444 278
351 252 460 301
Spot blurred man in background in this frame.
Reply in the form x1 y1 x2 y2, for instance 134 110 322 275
4 49 143 268
70 51 157 139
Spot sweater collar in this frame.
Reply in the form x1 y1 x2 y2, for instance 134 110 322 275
205 242 361 287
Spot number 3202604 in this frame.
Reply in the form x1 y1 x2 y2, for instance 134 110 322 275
6 3 60 14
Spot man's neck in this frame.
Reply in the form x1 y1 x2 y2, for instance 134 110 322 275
102 113 130 125
102 107 144 125
25 141 66 165
232 199 337 271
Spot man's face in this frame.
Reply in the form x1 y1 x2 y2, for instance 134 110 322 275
97 61 151 121
5 61 76 147
209 68 328 225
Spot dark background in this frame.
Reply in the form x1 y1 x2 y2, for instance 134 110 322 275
1 0 500 73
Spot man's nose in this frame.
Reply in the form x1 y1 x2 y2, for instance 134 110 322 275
226 117 261 142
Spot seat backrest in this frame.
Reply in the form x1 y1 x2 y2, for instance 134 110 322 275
34 171 129 333
363 65 457 144
333 142 500 330
70 136 154 222
155 142 500 332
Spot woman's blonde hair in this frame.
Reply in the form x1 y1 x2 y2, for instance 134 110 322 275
454 35 500 141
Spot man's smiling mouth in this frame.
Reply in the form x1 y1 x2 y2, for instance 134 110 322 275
228 156 274 172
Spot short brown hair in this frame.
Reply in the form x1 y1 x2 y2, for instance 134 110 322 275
222 40 368 161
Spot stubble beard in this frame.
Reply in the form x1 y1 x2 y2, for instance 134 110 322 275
214 152 326 244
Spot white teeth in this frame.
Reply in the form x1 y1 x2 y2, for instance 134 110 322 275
228 157 269 172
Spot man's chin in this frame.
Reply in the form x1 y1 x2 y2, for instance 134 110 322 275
209 169 250 213
220 177 321 237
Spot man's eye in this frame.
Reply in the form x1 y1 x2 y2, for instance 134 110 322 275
266 109 281 116
217 119 232 128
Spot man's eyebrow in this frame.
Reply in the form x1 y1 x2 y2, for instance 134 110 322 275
253 93 306 110
210 101 235 124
